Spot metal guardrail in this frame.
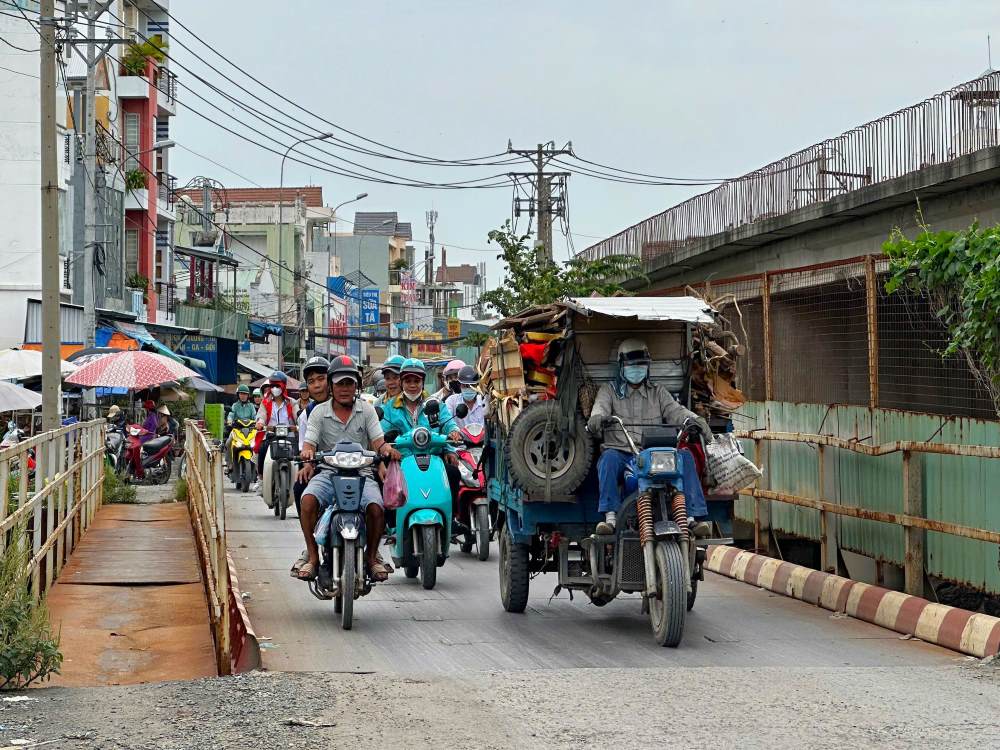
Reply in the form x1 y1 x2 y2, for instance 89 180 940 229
737 430 1000 596
1 420 105 598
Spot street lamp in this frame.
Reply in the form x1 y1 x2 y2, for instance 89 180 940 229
277 132 334 368
329 192 368 355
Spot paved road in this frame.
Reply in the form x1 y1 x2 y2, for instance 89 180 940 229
226 486 959 674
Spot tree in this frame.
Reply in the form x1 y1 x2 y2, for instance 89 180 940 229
883 221 1000 414
478 222 644 317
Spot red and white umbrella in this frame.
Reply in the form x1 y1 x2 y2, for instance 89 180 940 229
65 350 200 390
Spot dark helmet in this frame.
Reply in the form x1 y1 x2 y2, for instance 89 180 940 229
302 355 330 379
268 370 288 385
374 377 386 393
457 365 478 386
327 355 362 388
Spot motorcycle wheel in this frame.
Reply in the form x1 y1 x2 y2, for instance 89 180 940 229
499 526 529 613
278 467 288 520
157 455 173 485
649 541 686 647
475 505 490 562
419 526 438 590
240 460 250 493
340 539 356 630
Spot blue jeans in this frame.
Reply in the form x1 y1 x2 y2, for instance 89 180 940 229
596 448 708 518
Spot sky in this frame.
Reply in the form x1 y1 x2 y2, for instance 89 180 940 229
169 0 1000 289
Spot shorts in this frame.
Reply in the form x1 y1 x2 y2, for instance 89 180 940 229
303 470 383 510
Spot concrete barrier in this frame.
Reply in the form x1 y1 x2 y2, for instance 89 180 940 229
706 545 1000 658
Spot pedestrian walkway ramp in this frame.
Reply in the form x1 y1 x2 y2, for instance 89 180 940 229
45 502 217 686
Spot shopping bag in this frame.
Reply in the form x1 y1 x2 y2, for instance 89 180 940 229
383 459 408 509
706 433 762 494
313 506 334 547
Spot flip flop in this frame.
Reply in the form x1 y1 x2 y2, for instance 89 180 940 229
289 550 308 577
368 560 391 582
295 561 318 581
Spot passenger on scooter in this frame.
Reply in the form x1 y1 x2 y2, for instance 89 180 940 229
587 338 712 535
445 365 486 429
377 355 405 405
106 404 126 431
432 359 465 402
156 404 177 439
253 371 297 493
293 357 330 505
128 400 160 478
373 377 386 400
252 387 262 409
297 356 400 583
381 358 464 530
225 385 256 473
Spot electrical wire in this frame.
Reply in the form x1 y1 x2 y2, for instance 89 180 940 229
0 32 37 52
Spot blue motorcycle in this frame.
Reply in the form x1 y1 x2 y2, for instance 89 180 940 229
383 400 461 590
307 440 378 630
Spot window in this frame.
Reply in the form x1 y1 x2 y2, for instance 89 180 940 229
125 229 139 277
124 113 140 172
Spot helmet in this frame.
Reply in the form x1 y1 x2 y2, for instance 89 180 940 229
327 355 362 388
268 371 288 385
237 384 250 395
156 404 170 416
374 377 386 393
443 359 466 377
457 365 478 386
107 405 121 418
381 354 405 375
617 338 651 365
143 399 155 410
399 358 426 379
252 387 262 397
302 356 330 379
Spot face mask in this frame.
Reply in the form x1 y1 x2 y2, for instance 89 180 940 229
404 391 422 403
270 386 282 398
462 388 476 401
622 365 648 385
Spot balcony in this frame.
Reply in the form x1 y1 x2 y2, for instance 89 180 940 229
117 73 151 100
176 299 248 341
124 187 149 212
155 282 177 325
156 172 176 221
155 68 177 117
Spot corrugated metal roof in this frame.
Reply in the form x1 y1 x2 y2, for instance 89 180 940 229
566 296 715 323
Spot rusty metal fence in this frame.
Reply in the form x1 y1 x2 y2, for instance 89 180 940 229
663 254 995 420
582 71 1000 266
184 420 259 675
1 420 105 598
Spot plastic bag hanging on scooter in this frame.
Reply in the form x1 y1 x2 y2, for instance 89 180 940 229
382 459 408 509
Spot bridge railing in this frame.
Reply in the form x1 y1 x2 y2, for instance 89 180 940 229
184 420 259 675
1 420 105 598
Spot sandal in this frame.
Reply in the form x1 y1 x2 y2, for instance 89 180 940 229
289 550 309 577
295 561 318 581
368 560 391 582
375 552 394 573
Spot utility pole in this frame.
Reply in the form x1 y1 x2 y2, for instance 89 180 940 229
425 209 437 310
40 0 60 429
508 141 572 265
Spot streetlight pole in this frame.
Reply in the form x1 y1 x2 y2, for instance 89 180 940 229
277 132 333 369
329 193 368 355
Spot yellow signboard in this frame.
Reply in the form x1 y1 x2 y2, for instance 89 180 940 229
412 331 443 359
447 317 461 339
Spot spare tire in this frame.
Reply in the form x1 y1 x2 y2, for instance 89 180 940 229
505 401 592 496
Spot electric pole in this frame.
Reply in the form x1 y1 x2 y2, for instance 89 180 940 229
508 141 572 265
40 0 61 429
425 209 437 309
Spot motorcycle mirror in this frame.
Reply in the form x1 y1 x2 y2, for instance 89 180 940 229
423 399 440 416
375 405 384 420
454 403 469 419
384 429 400 443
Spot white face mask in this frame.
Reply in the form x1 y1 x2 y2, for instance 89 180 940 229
270 386 282 398
404 390 422 402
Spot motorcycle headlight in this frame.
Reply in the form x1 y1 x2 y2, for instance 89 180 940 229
323 452 374 470
412 427 431 449
649 450 677 474
275 425 289 437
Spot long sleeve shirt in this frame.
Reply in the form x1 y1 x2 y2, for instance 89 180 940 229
588 381 701 453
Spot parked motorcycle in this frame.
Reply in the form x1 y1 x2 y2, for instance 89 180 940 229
123 424 174 485
304 440 380 630
455 419 493 561
229 418 257 493
384 399 456 590
1 425 35 481
104 424 126 475
261 424 295 519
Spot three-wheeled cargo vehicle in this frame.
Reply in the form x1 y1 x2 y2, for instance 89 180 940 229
486 296 740 647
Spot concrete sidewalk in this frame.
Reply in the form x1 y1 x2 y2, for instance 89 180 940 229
44 493 217 687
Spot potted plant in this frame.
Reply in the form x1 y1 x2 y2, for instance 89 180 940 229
124 169 147 191
121 34 167 76
126 273 150 305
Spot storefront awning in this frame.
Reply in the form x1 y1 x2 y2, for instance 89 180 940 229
114 322 208 371
237 355 274 380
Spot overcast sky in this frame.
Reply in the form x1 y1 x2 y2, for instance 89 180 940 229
170 1 1000 287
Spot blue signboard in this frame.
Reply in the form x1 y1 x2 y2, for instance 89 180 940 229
360 288 380 326
347 290 361 359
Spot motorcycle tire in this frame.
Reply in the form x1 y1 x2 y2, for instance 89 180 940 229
499 526 529 613
649 541 686 647
505 401 592 496
157 455 173 485
475 504 491 561
278 467 288 520
404 564 418 579
340 539 356 630
420 525 438 590
240 460 251 494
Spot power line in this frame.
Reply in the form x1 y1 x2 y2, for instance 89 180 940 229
0 32 38 52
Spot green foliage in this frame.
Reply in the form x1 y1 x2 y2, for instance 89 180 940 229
121 34 167 75
0 525 62 689
174 478 188 503
478 221 645 317
103 465 136 504
463 331 491 348
389 257 409 270
124 169 147 191
883 221 1000 413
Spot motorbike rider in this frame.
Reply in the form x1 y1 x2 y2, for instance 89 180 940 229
377 355 405 405
254 371 297 493
297 355 400 583
156 404 177 439
587 338 712 535
128 399 160 479
106 404 126 431
225 385 257 473
373 377 387 399
252 387 263 409
432 358 466 401
380 358 464 531
445 365 486 429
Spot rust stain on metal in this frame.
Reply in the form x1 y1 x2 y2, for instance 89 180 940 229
737 429 1000 459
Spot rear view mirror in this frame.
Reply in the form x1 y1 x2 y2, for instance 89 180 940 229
375 405 384 420
423 399 440 417
454 403 469 419
384 429 400 443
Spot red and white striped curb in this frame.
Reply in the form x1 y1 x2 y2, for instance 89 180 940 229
706 545 1000 658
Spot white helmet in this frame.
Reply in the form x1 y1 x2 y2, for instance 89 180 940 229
617 338 650 364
